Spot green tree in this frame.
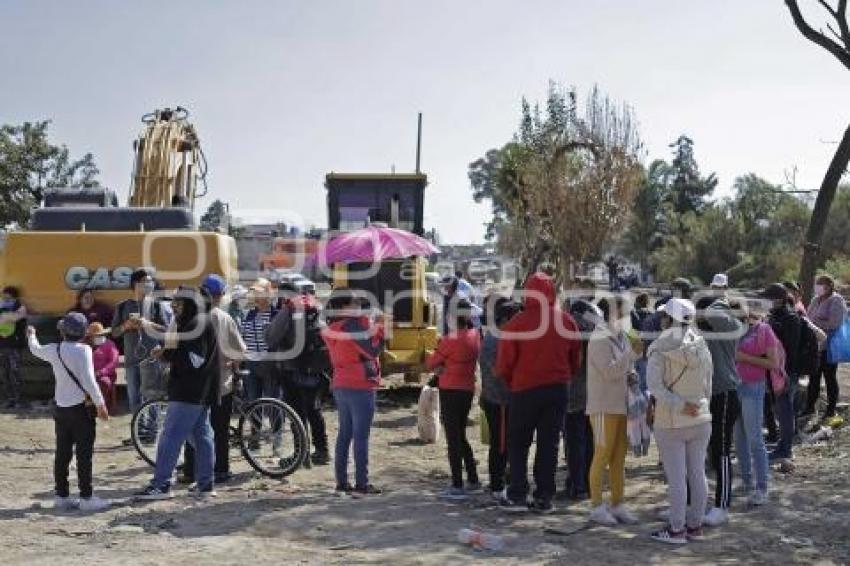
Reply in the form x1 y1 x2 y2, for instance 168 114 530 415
620 159 671 273
199 198 229 232
668 135 717 215
0 121 99 227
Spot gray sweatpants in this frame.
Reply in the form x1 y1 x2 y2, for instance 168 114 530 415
654 422 712 532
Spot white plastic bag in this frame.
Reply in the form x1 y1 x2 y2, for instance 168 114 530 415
417 385 441 443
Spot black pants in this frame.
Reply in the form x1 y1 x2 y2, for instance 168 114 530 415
808 350 839 417
54 403 96 498
284 383 329 454
709 390 739 509
440 389 477 488
184 393 233 479
563 411 593 496
507 384 567 504
480 398 509 492
764 376 779 441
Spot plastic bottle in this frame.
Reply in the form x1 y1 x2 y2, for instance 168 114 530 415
457 528 505 551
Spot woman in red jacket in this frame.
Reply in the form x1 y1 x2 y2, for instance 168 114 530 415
427 298 481 501
322 289 386 496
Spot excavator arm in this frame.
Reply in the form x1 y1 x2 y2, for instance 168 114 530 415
128 106 207 209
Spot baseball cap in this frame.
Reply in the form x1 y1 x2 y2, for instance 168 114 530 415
761 283 789 301
710 273 729 288
658 297 696 323
58 312 88 339
201 274 227 297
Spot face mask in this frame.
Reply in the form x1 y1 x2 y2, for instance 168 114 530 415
93 336 106 346
815 284 827 297
142 281 156 294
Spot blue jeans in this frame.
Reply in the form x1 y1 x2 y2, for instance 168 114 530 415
152 402 214 489
333 388 376 488
773 375 797 459
635 357 648 393
125 364 142 412
734 380 769 492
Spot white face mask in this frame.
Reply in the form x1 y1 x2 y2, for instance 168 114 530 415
93 336 106 346
815 284 827 297
142 281 156 294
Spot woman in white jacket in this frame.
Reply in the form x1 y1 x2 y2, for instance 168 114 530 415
647 298 713 545
586 297 642 526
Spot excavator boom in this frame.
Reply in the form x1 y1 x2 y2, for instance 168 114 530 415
129 106 207 209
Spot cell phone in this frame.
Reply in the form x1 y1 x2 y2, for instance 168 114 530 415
129 313 140 320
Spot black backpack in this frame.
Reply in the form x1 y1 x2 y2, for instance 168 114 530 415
797 315 819 377
290 308 331 373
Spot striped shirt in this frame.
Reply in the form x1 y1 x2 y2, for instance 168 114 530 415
241 308 274 353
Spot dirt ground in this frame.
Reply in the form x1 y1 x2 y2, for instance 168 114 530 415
1 372 849 566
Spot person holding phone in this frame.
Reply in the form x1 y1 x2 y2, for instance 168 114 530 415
28 313 110 512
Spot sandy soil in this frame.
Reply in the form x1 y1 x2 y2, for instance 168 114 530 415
1 372 849 566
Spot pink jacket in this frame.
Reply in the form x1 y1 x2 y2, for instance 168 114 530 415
92 339 120 384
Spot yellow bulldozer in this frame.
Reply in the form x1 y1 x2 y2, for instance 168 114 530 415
0 107 237 395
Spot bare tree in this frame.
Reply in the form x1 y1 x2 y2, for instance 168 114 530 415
785 0 850 300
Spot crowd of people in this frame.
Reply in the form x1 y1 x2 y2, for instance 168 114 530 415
8 265 849 546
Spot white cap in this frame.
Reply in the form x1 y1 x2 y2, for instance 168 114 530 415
658 297 696 323
710 273 729 288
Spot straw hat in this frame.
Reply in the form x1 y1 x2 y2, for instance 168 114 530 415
86 321 110 337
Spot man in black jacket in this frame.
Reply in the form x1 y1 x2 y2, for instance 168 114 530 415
137 287 220 500
763 283 802 462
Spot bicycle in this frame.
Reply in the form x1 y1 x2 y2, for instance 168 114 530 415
131 367 309 479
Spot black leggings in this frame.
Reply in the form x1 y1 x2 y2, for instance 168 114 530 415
440 389 478 488
54 404 96 498
480 398 509 492
808 350 839 417
709 390 739 509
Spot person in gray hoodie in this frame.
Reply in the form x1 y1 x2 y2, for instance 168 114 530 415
647 298 713 545
805 274 848 419
695 289 744 527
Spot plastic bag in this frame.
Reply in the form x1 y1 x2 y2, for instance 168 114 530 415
827 317 850 364
417 385 440 443
480 409 490 445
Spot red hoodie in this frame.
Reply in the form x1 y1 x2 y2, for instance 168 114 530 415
426 328 480 392
495 272 582 392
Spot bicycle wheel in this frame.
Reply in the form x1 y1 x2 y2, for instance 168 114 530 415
131 399 169 467
237 398 308 478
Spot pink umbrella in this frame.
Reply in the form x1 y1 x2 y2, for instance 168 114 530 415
309 225 439 267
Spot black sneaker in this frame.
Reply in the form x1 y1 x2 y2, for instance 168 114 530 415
195 484 217 499
352 484 382 496
311 451 330 466
214 472 233 484
335 483 353 494
136 484 174 501
498 496 528 514
530 499 555 514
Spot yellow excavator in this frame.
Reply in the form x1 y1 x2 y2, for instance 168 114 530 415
0 107 237 394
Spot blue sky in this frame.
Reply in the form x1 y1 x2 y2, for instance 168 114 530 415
2 0 849 243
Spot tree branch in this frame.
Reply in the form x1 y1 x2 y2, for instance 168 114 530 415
837 0 850 48
817 0 838 17
785 0 850 71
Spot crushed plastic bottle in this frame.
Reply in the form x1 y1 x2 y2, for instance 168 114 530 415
457 528 505 551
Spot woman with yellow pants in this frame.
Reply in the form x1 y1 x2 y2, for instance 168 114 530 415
586 297 642 526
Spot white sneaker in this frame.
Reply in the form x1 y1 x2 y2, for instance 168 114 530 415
78 495 110 512
610 504 638 524
54 496 79 510
748 490 768 506
703 507 729 527
589 504 618 526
